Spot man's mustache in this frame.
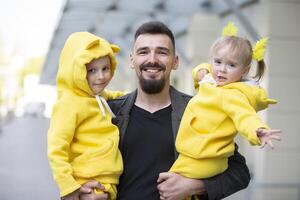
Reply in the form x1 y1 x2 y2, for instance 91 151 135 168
140 62 166 71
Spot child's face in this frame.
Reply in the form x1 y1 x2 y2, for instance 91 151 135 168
211 47 249 86
86 56 112 95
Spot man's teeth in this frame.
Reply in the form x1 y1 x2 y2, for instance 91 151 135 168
145 69 160 72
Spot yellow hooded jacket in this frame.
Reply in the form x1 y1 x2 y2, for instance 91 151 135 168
170 63 277 179
47 32 124 197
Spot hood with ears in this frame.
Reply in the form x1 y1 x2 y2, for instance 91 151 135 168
56 32 120 97
223 82 277 111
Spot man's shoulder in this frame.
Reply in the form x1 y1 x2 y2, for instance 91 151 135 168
170 86 192 102
108 91 134 103
108 91 136 114
176 90 192 99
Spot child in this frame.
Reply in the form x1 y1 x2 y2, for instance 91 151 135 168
170 23 282 181
47 32 125 200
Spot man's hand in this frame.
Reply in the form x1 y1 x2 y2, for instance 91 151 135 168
157 172 206 200
79 181 108 200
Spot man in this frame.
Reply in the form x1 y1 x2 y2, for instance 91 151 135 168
80 21 250 200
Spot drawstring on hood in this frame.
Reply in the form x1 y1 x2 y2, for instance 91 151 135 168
95 95 116 118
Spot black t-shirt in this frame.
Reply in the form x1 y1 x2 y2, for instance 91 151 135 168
117 104 175 200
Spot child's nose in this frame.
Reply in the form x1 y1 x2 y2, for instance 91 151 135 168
220 64 227 72
97 71 105 79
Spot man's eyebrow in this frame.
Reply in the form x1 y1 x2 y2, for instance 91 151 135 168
136 47 149 51
157 46 170 52
136 46 171 53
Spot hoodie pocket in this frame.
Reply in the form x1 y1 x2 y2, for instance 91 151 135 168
176 109 221 159
72 138 123 178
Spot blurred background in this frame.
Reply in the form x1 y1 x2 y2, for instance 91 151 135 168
0 0 299 199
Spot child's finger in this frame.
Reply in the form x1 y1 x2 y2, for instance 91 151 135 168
267 140 274 149
269 129 282 135
270 134 282 141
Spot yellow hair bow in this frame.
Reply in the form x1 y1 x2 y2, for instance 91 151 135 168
252 37 268 61
222 22 238 36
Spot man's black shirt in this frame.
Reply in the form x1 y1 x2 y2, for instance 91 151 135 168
117 104 175 200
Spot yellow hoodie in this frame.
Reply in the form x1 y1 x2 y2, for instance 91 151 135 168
47 32 124 197
170 63 277 179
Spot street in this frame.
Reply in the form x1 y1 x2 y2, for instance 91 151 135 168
0 116 59 200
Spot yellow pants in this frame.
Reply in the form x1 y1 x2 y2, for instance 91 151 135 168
185 195 200 200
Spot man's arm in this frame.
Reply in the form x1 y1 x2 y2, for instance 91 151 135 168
157 144 250 200
202 144 250 200
157 172 206 200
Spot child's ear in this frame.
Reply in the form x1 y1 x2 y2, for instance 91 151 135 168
111 44 120 53
244 65 250 75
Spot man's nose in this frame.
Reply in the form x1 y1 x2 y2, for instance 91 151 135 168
148 51 158 63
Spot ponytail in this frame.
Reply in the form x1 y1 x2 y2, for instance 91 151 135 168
253 60 266 81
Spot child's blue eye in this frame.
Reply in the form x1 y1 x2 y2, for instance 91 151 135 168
88 68 96 73
102 66 111 73
214 59 221 64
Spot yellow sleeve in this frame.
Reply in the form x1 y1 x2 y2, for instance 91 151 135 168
222 90 269 145
47 96 81 197
102 89 127 100
192 63 211 90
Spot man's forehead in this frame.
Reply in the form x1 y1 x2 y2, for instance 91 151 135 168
134 34 172 49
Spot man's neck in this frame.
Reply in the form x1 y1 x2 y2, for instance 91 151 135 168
135 85 171 113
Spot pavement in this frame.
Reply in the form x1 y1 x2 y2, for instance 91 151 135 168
0 116 59 200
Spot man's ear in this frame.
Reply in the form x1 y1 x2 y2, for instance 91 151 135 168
129 52 135 69
172 55 179 70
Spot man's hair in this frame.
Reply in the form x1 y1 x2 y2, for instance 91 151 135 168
134 21 175 50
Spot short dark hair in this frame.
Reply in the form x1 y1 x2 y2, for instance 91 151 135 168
134 21 175 50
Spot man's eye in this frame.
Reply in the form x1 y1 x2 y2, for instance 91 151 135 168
138 51 147 55
159 51 168 55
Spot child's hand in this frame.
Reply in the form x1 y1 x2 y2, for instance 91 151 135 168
197 69 209 82
79 181 108 200
257 128 282 149
62 189 80 200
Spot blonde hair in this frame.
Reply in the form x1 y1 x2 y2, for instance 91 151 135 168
210 36 265 80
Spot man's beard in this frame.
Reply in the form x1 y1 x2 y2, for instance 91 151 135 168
139 62 166 94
